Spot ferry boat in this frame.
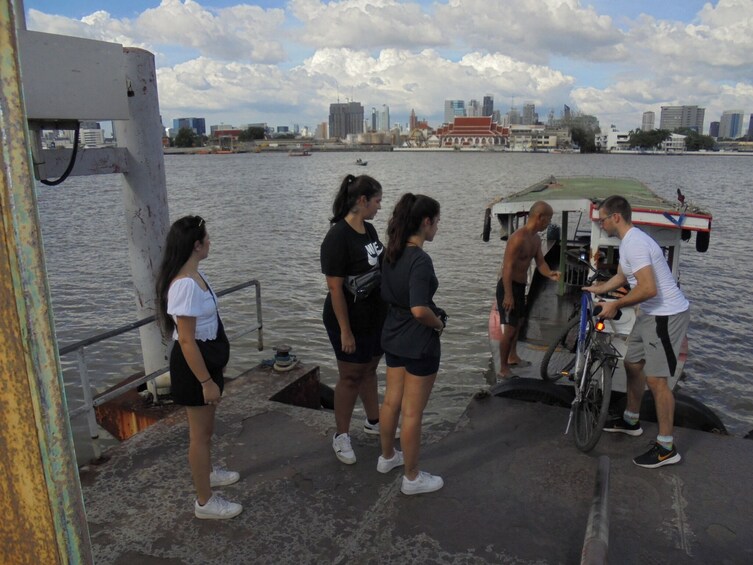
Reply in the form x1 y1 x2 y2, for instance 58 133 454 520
482 176 724 432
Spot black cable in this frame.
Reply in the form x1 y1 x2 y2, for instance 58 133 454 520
40 122 80 186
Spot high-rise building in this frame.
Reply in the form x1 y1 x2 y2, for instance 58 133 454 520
641 111 655 131
371 107 377 132
173 117 206 136
748 115 753 139
506 107 521 126
378 104 390 132
659 106 705 133
315 122 328 139
709 121 720 138
482 95 494 117
409 109 417 131
444 100 466 124
329 102 364 139
522 103 537 125
467 99 480 117
719 110 744 139
563 105 571 121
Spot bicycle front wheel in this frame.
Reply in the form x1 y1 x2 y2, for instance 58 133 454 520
540 318 580 382
573 356 614 453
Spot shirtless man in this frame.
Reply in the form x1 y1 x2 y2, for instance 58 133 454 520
496 201 560 381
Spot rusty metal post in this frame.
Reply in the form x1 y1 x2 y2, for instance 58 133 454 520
113 48 171 399
0 1 92 562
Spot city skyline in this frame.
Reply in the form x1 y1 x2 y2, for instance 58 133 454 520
23 0 753 134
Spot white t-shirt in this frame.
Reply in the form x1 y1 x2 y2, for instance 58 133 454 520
167 274 219 341
619 227 689 316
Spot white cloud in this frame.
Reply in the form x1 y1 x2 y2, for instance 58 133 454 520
626 0 753 79
23 0 753 131
137 0 287 63
27 10 150 49
289 0 445 49
435 0 626 63
295 48 574 118
28 0 287 64
157 57 301 114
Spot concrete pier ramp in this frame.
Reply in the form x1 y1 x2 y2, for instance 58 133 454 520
80 365 753 564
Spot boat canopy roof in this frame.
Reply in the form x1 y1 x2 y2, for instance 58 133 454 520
489 176 712 232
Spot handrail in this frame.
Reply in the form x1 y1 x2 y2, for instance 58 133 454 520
59 279 261 355
60 278 263 462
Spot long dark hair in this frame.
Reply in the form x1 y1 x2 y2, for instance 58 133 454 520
385 193 440 264
155 215 207 335
330 174 382 224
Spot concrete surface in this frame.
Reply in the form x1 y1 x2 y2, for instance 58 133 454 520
79 365 753 564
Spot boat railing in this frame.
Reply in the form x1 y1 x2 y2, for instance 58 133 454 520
61 279 263 461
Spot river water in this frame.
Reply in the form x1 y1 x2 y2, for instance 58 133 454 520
36 151 753 464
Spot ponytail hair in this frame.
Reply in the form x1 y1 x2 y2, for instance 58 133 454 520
329 174 383 224
385 193 440 264
155 215 207 335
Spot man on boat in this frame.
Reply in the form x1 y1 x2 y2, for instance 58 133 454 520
496 201 560 381
585 195 686 469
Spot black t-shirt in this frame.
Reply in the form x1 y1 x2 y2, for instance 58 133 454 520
320 220 387 333
380 246 440 359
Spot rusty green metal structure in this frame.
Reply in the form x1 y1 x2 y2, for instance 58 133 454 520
0 0 92 562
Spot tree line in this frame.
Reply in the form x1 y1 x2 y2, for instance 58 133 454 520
171 126 267 148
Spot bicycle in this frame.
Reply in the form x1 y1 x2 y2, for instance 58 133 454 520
539 250 622 452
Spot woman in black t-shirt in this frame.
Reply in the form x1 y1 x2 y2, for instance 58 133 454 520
320 174 387 465
378 193 445 495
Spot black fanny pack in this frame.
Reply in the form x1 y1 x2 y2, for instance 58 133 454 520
345 267 381 302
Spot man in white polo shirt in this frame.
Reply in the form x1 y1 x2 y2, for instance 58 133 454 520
584 195 688 468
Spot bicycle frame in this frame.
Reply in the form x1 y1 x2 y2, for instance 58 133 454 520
563 252 622 443
565 289 595 436
571 289 594 382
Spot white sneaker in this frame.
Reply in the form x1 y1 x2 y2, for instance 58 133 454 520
376 449 404 473
401 471 444 495
333 433 356 464
194 494 243 520
209 467 240 487
364 420 401 439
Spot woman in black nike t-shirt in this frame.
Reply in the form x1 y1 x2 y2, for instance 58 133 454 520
320 174 388 465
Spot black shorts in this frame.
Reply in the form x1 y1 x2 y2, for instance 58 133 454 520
170 320 229 406
385 351 440 377
327 328 383 364
496 279 526 327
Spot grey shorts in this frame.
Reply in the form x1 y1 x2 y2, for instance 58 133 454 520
624 309 689 378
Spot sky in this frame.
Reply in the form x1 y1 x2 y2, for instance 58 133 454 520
21 0 753 134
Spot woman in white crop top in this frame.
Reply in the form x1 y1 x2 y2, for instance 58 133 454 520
156 216 242 520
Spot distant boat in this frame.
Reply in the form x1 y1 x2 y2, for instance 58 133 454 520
356 158 367 166
288 149 311 157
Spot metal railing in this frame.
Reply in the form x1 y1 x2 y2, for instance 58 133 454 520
61 279 263 461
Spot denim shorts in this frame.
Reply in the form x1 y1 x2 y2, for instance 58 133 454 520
327 328 383 363
385 351 440 377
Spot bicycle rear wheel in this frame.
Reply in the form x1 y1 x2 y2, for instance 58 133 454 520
573 356 614 453
540 318 580 382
